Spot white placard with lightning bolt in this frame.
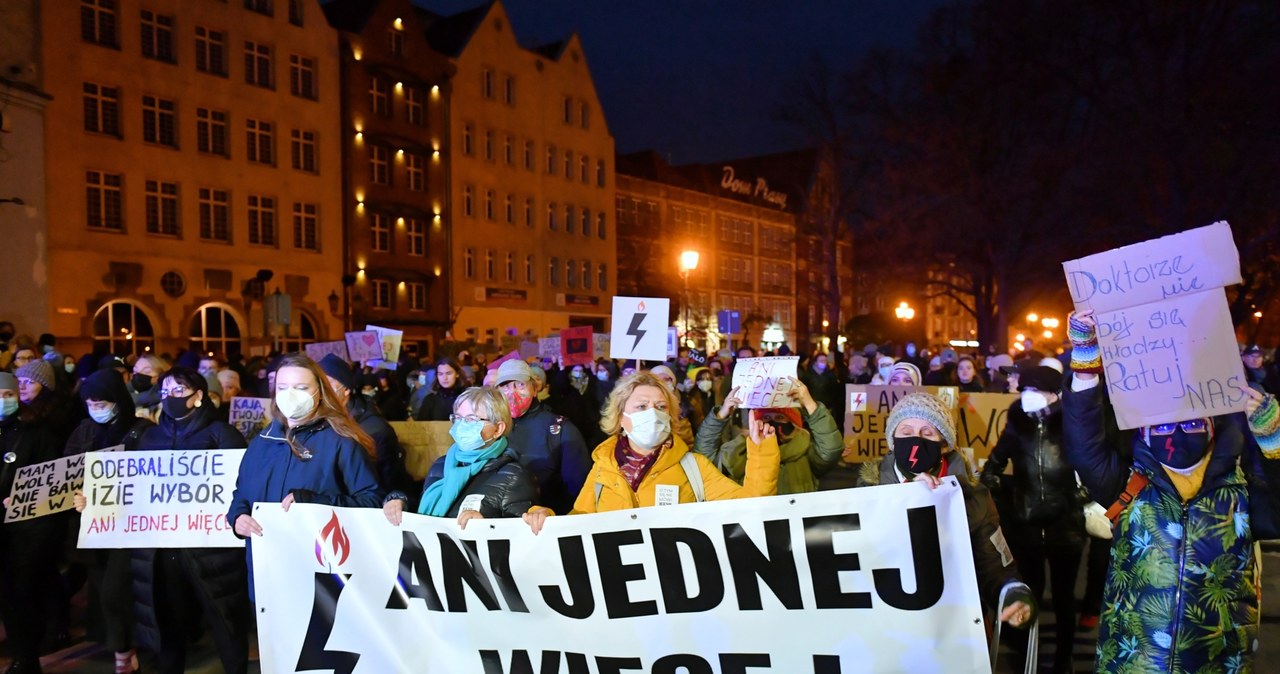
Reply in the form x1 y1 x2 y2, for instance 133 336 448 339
609 296 671 361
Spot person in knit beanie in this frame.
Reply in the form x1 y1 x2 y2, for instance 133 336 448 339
856 391 1036 630
15 359 56 402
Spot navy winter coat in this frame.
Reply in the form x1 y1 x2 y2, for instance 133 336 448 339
507 400 591 515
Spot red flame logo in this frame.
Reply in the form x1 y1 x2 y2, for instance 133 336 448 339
315 510 351 567
637 301 646 311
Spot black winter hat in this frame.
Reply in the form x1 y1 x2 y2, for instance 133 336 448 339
318 354 355 391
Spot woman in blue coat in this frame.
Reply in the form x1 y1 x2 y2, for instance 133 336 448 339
227 354 384 593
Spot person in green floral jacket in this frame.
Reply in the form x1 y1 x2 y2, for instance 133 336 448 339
1063 310 1280 674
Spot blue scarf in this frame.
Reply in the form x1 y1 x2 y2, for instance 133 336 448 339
417 436 509 517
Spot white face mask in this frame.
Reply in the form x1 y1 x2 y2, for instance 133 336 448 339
277 389 316 420
624 408 671 449
697 380 713 392
89 403 118 424
1021 390 1049 413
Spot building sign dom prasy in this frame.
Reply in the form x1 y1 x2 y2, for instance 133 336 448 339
721 166 789 209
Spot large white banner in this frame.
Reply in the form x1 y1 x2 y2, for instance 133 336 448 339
253 479 990 673
77 449 245 548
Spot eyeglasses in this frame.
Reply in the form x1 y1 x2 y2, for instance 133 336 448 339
449 414 492 424
1149 419 1209 436
159 386 191 399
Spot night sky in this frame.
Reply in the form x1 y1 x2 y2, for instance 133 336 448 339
417 0 948 164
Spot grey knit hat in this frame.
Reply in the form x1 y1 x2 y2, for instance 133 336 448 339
0 373 17 392
15 359 55 391
885 392 956 448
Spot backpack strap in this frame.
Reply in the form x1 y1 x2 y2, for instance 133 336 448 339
680 452 705 503
1105 471 1149 524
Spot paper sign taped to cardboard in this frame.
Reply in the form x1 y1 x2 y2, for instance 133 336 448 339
610 297 671 361
731 356 800 408
345 331 384 362
560 326 594 367
304 340 348 363
365 325 403 363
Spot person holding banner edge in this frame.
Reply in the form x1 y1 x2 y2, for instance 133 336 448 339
383 386 538 527
855 391 1037 631
1063 309 1280 673
523 372 779 533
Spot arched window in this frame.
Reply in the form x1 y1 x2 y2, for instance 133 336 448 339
280 311 318 353
189 303 243 357
93 301 156 355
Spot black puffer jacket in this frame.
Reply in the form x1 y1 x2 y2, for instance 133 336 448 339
0 409 62 563
348 395 415 495
415 385 462 422
858 450 1022 612
131 406 248 653
508 400 591 515
980 401 1082 525
399 449 538 518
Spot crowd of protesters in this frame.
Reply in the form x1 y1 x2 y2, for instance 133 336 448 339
1 316 1278 673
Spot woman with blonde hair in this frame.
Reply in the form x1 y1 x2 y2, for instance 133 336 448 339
523 372 779 533
227 354 384 594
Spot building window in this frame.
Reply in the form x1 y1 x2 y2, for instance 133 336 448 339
484 190 494 220
596 160 606 187
289 55 317 99
407 282 426 311
144 180 179 237
565 205 575 233
580 155 589 184
195 26 227 76
484 249 495 281
370 77 390 116
547 203 557 231
549 257 559 286
546 145 556 174
566 260 576 289
244 0 273 17
189 304 243 356
504 252 514 282
247 195 276 245
244 41 273 88
598 263 607 291
196 108 229 156
580 208 590 236
483 130 493 161
81 0 118 48
503 135 513 165
463 185 473 217
581 103 591 129
524 255 535 285
370 279 391 309
94 301 155 355
504 194 514 224
140 10 175 63
406 218 425 256
288 0 303 26
142 95 177 148
503 75 515 105
597 212 606 240
523 140 534 170
564 150 573 179
246 118 274 164
86 171 123 231
582 260 592 289
290 129 317 172
406 87 424 125
562 96 573 124
370 144 389 184
481 68 494 99
197 188 230 242
388 29 405 57
292 202 318 250
82 83 120 137
370 213 390 253
524 197 534 227
406 153 424 191
462 123 473 155
463 247 475 279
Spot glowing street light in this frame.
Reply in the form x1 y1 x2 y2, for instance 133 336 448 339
1026 312 1039 324
1041 317 1060 329
680 250 700 347
895 302 915 321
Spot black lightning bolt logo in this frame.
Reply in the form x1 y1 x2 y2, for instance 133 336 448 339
627 312 647 351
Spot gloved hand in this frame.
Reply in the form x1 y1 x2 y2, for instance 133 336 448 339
1068 311 1102 374
979 470 1001 492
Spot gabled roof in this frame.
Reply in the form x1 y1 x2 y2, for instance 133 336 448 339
417 2 494 58
528 38 568 60
321 0 380 33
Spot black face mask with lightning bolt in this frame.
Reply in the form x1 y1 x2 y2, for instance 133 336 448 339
893 436 943 477
627 311 647 351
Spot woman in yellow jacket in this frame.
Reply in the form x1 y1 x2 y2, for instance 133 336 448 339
524 372 779 532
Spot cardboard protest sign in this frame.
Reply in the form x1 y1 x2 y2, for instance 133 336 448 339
609 296 671 361
731 356 800 408
488 350 521 371
843 385 964 463
1062 221 1248 429
229 396 271 440
365 325 404 363
592 333 610 359
388 421 453 480
519 341 540 359
958 393 1020 462
560 326 594 367
4 454 85 522
344 330 383 362
303 340 348 363
538 336 561 362
77 449 246 548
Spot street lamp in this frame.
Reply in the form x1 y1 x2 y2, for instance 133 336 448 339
895 302 915 321
1027 312 1039 324
680 250 700 347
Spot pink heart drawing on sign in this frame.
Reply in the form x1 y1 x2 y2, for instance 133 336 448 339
363 334 377 347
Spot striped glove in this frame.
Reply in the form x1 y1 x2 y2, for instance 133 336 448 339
1068 312 1103 374
1249 393 1280 458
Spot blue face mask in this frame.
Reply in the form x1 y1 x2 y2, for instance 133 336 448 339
449 419 490 451
0 398 18 419
89 403 118 424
